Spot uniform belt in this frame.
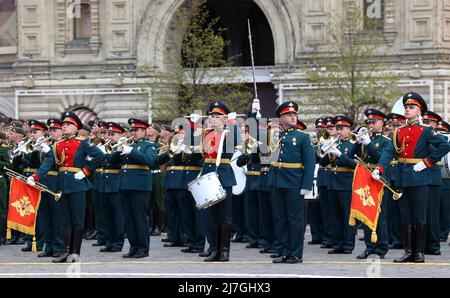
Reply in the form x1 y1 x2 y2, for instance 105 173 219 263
166 166 202 171
96 169 120 174
271 162 304 169
151 170 161 174
397 158 423 164
329 167 354 172
46 171 58 176
260 167 270 172
59 167 82 173
23 168 38 173
121 165 150 170
245 171 260 176
204 158 230 164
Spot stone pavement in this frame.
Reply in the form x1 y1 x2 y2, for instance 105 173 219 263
0 228 449 278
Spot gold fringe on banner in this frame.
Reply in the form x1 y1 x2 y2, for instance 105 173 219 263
31 236 37 252
6 228 11 240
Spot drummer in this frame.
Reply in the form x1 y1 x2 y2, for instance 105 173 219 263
191 101 240 262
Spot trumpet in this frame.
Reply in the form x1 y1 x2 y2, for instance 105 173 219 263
111 137 134 151
4 167 62 201
12 138 33 156
318 136 340 158
31 136 52 150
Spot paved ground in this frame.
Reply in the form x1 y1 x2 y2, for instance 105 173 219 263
1 228 450 278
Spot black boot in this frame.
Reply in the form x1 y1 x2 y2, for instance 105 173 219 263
414 224 426 263
68 227 83 262
204 224 221 262
53 228 71 263
394 225 414 263
219 224 231 262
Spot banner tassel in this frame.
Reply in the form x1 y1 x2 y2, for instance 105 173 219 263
371 231 378 244
32 236 37 252
6 228 11 240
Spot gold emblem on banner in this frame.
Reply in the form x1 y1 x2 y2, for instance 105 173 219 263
11 196 36 217
354 186 375 207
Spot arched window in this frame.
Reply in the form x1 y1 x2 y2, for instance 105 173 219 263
71 107 98 123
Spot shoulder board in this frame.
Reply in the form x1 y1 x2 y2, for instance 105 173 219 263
76 136 86 141
1 144 8 148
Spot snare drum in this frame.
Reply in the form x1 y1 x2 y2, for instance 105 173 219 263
188 172 227 209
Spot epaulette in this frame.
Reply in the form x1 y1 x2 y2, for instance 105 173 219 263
76 136 86 141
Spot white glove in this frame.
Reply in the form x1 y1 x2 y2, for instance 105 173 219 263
19 144 30 154
40 143 51 154
227 112 237 121
74 171 86 180
26 176 35 186
189 113 201 123
360 134 371 146
251 98 261 113
120 145 133 155
371 169 381 180
328 146 342 158
98 145 107 154
413 161 427 172
300 189 311 196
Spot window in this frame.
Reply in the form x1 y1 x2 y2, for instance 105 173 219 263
73 2 91 41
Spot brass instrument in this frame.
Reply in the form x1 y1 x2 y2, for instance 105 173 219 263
31 136 52 150
12 138 33 156
318 136 340 158
4 167 62 201
348 133 358 144
111 136 134 152
313 128 330 147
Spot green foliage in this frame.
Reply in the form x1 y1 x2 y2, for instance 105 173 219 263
301 3 401 125
144 0 251 121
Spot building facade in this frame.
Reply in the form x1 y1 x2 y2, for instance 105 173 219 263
1 0 450 125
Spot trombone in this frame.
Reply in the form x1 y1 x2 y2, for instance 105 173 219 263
4 167 62 201
353 155 403 200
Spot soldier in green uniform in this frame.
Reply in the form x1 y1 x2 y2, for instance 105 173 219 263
269 101 315 264
320 115 358 255
355 109 391 259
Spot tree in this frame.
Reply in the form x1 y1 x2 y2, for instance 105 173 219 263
144 0 252 121
301 2 401 125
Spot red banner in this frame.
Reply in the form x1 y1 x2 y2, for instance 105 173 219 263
7 178 41 236
349 164 384 243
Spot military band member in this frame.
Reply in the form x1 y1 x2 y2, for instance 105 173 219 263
110 118 170 258
320 115 358 254
96 122 126 252
28 112 105 263
199 101 240 262
269 101 315 264
4 125 27 245
422 111 445 255
355 109 390 259
35 118 64 258
373 92 450 263
436 121 450 242
146 123 165 236
386 113 406 249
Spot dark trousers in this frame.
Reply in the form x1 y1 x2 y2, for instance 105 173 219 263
210 187 232 253
362 191 389 256
259 191 274 250
121 190 150 253
318 186 332 245
398 186 428 225
62 192 86 229
165 189 184 243
102 192 125 250
198 208 213 251
39 193 64 253
231 193 246 239
271 188 305 258
426 185 441 252
387 190 402 246
180 190 204 250
440 186 450 240
328 190 355 252
93 191 106 243
307 199 323 242
245 190 260 245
